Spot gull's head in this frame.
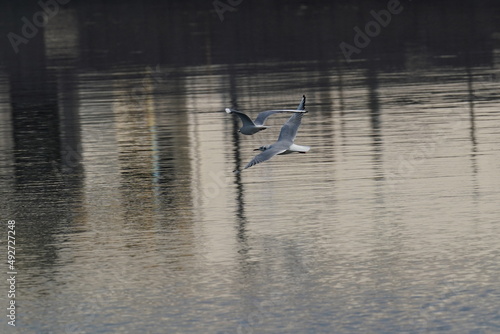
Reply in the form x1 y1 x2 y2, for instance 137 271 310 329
253 145 270 152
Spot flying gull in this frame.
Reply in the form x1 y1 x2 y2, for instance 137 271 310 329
225 96 307 135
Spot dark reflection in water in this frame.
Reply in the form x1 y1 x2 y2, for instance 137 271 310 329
0 0 496 68
0 1 500 333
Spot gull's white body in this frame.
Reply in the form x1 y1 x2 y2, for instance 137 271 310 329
279 143 311 154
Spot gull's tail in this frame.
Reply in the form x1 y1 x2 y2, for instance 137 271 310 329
297 95 306 111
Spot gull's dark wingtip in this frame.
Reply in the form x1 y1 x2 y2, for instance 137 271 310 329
297 95 306 111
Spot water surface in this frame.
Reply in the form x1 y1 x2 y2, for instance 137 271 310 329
1 1 500 333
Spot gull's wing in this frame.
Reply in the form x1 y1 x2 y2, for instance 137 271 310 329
277 112 304 143
253 109 306 126
297 95 306 110
243 145 287 170
225 108 255 127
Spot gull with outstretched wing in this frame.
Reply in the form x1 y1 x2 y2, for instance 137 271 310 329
225 95 307 135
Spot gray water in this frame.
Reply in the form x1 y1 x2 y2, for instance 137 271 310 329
1 1 500 333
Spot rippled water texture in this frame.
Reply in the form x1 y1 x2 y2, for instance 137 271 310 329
1 1 500 333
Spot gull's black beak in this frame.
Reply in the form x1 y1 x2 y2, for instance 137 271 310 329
253 148 260 151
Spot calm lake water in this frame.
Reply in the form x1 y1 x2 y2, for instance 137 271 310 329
1 1 500 333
